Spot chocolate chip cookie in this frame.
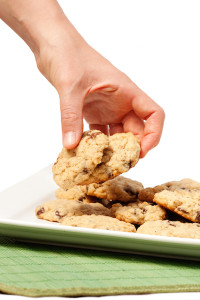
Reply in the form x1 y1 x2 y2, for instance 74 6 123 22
86 176 143 202
61 214 136 232
138 178 200 203
137 220 200 239
153 189 200 222
52 130 109 189
35 199 111 222
111 201 166 225
53 130 140 189
55 186 98 204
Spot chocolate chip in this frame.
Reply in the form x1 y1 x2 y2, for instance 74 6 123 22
181 188 191 192
196 211 200 222
96 162 103 168
124 187 135 196
82 131 90 138
128 161 132 169
124 161 132 170
177 207 188 214
78 196 85 202
142 207 147 213
90 132 102 138
55 210 63 218
82 168 89 174
108 172 113 178
83 131 102 139
36 207 44 215
168 221 176 227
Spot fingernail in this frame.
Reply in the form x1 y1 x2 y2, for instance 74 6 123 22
63 131 76 148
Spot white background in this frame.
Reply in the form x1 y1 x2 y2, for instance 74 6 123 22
1 0 200 191
0 1 200 299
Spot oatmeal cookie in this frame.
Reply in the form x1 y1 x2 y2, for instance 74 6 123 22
53 130 140 189
35 199 111 222
137 220 200 239
61 214 136 232
111 201 166 225
52 130 109 189
86 176 143 202
153 189 200 222
55 186 98 204
138 178 200 203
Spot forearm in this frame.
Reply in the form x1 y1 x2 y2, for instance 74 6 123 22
0 0 84 59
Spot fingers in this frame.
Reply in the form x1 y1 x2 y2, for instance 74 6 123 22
122 111 144 141
89 124 109 135
132 92 165 158
59 91 84 149
109 123 123 135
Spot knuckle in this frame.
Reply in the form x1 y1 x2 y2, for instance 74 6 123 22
158 106 165 119
61 107 81 123
57 76 76 91
56 70 86 93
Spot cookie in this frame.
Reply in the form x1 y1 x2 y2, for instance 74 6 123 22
61 214 136 232
55 186 98 204
90 132 140 183
52 130 109 189
53 130 140 189
86 176 143 202
138 186 165 203
111 201 166 225
138 178 200 203
55 186 86 201
35 199 111 222
137 220 200 239
153 189 200 222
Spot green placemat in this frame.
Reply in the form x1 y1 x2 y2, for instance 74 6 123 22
1 237 200 297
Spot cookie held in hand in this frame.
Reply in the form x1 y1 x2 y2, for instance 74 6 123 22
53 130 140 189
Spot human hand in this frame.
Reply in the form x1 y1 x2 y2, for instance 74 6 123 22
0 0 165 158
37 40 165 158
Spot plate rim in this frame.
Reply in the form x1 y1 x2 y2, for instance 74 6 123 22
1 217 200 247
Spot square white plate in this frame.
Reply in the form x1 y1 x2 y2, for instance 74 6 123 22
1 165 200 261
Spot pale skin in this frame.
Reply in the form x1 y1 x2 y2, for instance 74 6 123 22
0 0 165 158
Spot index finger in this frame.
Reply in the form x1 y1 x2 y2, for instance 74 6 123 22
131 91 165 158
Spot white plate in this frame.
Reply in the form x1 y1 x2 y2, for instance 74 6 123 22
0 165 200 261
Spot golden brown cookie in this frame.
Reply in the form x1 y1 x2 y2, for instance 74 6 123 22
138 178 200 203
55 186 98 204
53 130 140 189
153 189 200 222
137 220 200 239
86 176 143 202
61 214 136 232
111 201 166 225
35 199 111 222
52 130 109 189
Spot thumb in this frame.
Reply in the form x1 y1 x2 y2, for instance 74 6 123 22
59 92 83 149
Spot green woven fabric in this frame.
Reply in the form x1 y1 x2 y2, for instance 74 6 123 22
1 237 200 297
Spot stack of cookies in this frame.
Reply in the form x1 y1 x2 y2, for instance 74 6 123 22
35 130 200 239
137 179 200 238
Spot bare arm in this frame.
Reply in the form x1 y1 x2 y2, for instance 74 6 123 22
0 0 165 157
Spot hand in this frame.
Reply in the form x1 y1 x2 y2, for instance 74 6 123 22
37 40 165 158
0 0 165 158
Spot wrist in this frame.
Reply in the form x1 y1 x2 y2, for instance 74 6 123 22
0 0 85 58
